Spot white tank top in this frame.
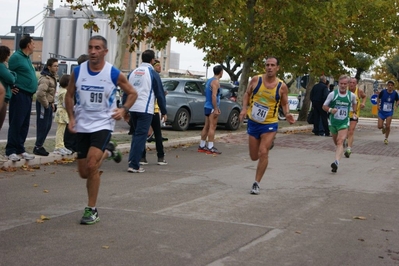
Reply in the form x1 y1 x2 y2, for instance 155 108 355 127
128 63 155 114
74 61 119 133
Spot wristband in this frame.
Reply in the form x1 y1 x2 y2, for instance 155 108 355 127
328 108 332 113
122 105 129 113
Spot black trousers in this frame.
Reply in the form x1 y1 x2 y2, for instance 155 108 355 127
312 101 330 136
142 113 165 159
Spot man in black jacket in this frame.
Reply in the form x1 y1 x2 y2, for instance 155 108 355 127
310 75 330 136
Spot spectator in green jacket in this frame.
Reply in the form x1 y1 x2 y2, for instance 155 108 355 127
6 36 37 162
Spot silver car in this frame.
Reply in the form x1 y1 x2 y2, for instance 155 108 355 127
162 78 242 131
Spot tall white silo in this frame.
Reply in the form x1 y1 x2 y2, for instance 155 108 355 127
54 6 73 18
74 18 91 58
41 17 60 63
106 22 118 65
58 18 76 58
93 18 112 62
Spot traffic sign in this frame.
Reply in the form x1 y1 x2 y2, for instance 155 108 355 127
373 80 379 90
370 94 378 105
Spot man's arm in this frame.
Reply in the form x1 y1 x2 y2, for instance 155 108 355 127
0 83 4 110
377 91 382 110
36 78 50 108
118 73 137 111
211 79 220 114
279 83 295 124
351 94 358 116
239 76 257 121
65 71 77 133
359 88 367 109
152 72 167 118
322 92 334 113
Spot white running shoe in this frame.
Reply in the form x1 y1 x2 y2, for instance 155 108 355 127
127 167 145 173
61 147 73 155
8 153 21 162
250 182 260 195
53 148 68 155
21 152 35 160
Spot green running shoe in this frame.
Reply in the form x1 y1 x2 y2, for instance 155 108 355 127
106 141 122 163
80 207 100 225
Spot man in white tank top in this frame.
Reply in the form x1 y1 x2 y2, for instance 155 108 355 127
65 36 138 225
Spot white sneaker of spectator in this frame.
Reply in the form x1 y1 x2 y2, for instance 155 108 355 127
53 148 69 156
61 147 73 155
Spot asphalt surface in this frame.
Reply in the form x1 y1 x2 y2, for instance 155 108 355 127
1 119 399 265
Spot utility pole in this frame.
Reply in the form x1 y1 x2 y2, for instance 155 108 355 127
10 0 35 51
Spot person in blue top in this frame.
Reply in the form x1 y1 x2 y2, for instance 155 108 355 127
198 65 223 154
377 80 399 145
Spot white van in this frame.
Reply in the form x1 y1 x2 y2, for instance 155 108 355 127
57 58 78 77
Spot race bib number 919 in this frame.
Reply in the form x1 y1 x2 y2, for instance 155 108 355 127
81 85 105 111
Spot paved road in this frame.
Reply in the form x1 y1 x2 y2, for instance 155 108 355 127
1 122 399 265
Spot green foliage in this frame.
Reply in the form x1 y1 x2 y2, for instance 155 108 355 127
63 0 399 102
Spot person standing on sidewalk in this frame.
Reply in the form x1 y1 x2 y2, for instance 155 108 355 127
140 59 168 166
239 57 295 195
322 75 357 173
0 45 16 163
198 65 224 154
310 75 330 136
33 58 59 156
6 36 37 162
344 77 367 158
53 74 73 155
377 80 399 145
127 50 167 173
65 35 138 225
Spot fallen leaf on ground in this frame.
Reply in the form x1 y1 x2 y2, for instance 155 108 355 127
358 238 365 241
43 189 49 193
40 215 50 220
102 246 110 249
353 216 367 220
295 231 302 234
36 219 44 223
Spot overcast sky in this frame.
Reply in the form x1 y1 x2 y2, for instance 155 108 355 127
0 0 215 77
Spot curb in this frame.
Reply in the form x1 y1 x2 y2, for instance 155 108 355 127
0 126 313 169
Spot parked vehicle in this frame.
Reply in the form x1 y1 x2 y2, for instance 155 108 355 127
162 78 242 131
219 82 238 102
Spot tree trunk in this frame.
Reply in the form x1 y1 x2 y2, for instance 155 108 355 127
113 0 137 69
236 58 254 105
297 75 316 121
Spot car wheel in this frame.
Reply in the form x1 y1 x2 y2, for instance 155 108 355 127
225 109 240 131
278 106 286 120
172 108 190 131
